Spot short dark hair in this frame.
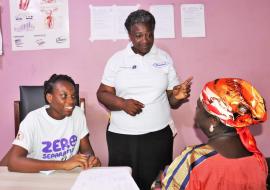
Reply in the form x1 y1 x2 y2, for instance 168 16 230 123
125 9 155 33
44 74 76 104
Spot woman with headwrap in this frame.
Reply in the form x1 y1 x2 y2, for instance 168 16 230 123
160 78 268 190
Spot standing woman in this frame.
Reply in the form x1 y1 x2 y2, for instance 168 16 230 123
97 9 192 190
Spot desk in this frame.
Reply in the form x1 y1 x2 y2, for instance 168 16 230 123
0 166 80 190
0 166 132 190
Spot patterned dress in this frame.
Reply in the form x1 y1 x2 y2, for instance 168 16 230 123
162 144 267 190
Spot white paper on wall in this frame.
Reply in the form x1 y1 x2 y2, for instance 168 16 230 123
181 4 206 37
9 0 70 51
89 4 139 41
0 4 2 55
150 4 175 39
0 25 2 55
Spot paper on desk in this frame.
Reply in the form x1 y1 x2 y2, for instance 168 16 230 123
40 170 56 175
71 167 139 190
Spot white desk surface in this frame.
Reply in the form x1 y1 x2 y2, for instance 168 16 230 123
0 166 132 190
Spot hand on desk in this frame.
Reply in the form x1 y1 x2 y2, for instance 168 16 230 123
88 156 101 168
63 154 90 170
63 154 101 170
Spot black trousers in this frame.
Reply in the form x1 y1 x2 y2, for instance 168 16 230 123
107 125 173 190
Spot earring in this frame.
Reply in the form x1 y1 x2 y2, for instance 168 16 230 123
209 125 214 133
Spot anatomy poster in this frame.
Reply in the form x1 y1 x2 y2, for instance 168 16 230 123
10 0 70 51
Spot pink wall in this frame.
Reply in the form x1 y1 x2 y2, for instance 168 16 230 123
1 0 270 165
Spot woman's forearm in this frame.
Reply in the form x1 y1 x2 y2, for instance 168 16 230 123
8 157 66 173
97 91 125 111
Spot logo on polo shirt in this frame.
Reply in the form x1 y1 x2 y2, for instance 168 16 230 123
120 65 137 69
153 62 169 68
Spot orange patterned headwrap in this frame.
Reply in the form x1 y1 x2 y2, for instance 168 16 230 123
200 78 267 171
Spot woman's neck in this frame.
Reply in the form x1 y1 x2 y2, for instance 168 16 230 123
207 132 252 158
46 107 65 120
208 132 238 143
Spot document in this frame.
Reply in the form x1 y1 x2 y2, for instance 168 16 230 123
0 25 2 55
71 167 139 190
40 170 55 175
181 4 206 37
89 5 139 41
89 6 114 40
150 4 175 38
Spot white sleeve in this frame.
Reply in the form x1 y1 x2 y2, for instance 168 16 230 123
101 53 119 87
75 107 89 139
12 114 34 152
166 54 180 90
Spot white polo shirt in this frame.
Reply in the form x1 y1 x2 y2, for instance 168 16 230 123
102 43 180 135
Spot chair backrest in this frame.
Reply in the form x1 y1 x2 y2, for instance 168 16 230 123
14 84 84 136
19 85 80 121
19 86 46 122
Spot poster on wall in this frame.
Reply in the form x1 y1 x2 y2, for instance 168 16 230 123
89 5 139 41
0 7 2 55
181 4 205 37
0 25 2 55
149 4 175 39
9 0 70 51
